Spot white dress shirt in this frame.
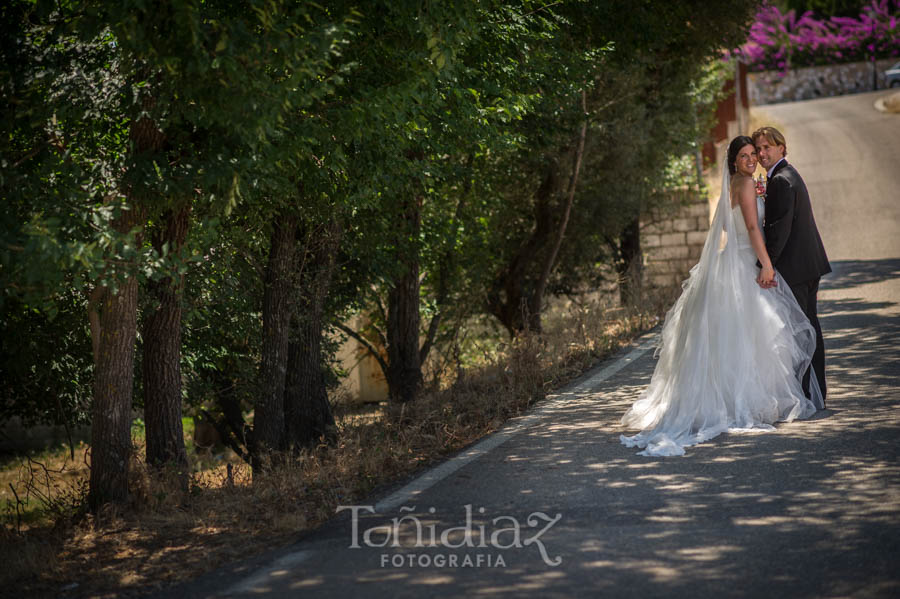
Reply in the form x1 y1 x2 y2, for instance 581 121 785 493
767 157 785 178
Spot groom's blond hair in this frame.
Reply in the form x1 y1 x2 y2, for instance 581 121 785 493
752 126 788 157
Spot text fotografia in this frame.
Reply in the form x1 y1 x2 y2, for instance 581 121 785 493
381 553 506 568
335 504 562 567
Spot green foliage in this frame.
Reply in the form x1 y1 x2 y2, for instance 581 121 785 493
3 0 356 424
467 1 751 312
3 0 755 426
1 291 93 426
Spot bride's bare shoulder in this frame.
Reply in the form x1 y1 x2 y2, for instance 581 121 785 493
729 174 754 206
732 174 755 201
732 174 755 190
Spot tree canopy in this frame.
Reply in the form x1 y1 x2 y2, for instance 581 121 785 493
1 0 757 506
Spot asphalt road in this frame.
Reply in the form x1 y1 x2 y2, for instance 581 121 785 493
170 90 900 599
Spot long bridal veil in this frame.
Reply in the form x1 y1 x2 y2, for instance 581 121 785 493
620 163 821 457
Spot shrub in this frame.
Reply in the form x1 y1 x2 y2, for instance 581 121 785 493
731 0 900 72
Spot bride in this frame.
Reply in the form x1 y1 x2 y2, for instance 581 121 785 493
620 135 822 457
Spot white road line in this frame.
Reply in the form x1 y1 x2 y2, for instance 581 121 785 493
374 331 658 512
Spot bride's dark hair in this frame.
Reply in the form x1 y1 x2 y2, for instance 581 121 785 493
727 135 755 175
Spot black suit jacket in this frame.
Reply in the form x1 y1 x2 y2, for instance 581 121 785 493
763 160 831 286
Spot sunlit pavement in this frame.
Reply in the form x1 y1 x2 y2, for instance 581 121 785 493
167 90 900 598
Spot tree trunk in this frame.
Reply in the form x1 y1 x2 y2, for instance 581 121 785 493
252 215 298 462
487 162 559 336
88 207 143 510
142 204 190 475
284 221 340 450
527 90 589 332
617 216 642 306
386 196 423 404
284 320 337 449
200 366 252 464
87 99 160 508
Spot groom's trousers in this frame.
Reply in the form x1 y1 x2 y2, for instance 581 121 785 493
788 277 826 407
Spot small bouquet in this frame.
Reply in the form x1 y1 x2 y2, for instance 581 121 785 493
755 174 767 200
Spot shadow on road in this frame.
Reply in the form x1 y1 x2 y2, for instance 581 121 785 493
820 257 900 290
188 261 900 599
819 257 900 404
300 259 900 598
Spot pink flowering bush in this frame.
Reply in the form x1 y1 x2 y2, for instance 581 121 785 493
732 0 900 72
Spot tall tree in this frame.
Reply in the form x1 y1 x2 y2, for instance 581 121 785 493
2 0 356 504
325 0 562 400
87 202 145 507
386 193 424 404
142 204 191 471
484 0 757 330
252 214 298 457
283 219 342 450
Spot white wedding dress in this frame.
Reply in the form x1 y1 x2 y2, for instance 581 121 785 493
620 167 821 457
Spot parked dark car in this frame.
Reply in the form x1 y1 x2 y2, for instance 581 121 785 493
886 61 900 88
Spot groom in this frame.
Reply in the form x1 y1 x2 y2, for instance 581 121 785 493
753 126 831 408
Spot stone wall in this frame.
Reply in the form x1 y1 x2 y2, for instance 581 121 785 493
335 314 389 404
642 192 711 288
748 58 896 105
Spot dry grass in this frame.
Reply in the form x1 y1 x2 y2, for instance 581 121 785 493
1 296 667 598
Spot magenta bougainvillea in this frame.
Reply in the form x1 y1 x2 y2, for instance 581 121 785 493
730 0 900 72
